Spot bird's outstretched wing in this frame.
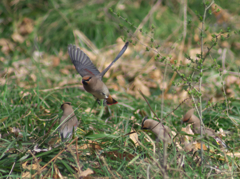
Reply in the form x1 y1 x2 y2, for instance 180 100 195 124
68 44 100 77
99 42 129 79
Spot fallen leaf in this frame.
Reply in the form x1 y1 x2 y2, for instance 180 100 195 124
195 142 208 151
30 74 37 82
116 75 125 86
60 69 70 75
12 32 24 43
106 151 135 161
52 57 60 67
132 77 150 98
0 38 15 54
22 172 31 178
22 162 39 170
79 168 94 177
19 17 34 35
129 129 139 146
54 164 64 179
85 108 97 114
44 109 50 113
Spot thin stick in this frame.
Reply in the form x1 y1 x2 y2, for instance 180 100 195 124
139 89 190 138
31 138 78 178
198 0 215 166
139 90 161 122
6 161 16 179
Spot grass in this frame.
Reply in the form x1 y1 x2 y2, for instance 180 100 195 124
1 0 240 178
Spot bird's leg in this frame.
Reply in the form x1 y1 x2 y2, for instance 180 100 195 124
103 99 107 106
98 99 104 118
96 99 101 105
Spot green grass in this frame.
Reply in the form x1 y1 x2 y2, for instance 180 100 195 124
1 0 240 178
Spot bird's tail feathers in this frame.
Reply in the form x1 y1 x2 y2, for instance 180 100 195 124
61 132 72 142
106 95 118 105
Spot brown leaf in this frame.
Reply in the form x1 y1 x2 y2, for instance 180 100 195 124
52 57 60 67
85 108 97 114
188 48 201 63
116 75 125 86
132 77 150 98
149 69 162 80
0 38 15 54
54 164 64 179
79 141 102 151
22 162 38 170
60 69 70 75
19 17 34 35
30 74 37 82
0 117 8 123
22 172 31 178
129 129 139 146
106 151 135 161
12 32 25 43
44 109 50 113
195 142 208 151
225 75 238 86
79 168 94 177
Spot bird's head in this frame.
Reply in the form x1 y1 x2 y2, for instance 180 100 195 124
60 102 71 110
141 117 150 129
82 76 92 85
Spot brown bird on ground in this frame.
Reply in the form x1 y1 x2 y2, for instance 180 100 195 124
182 109 227 148
68 42 129 105
59 102 79 142
141 117 172 145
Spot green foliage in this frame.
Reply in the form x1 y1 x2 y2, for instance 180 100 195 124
1 0 240 178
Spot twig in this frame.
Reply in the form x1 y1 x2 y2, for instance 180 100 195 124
6 161 15 179
168 168 191 179
76 138 80 169
139 89 190 136
198 0 215 167
147 164 151 179
28 150 41 177
162 130 168 179
161 60 168 119
161 98 190 122
31 138 78 178
97 151 117 178
67 141 82 175
133 0 162 36
139 90 161 122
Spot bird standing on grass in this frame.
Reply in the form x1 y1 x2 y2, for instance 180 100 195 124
182 109 227 148
141 117 172 145
68 42 129 105
59 102 79 142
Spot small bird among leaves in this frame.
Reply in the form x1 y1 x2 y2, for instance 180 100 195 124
59 102 79 142
68 42 129 105
182 108 227 148
141 117 171 145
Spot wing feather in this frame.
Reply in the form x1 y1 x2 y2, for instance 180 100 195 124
99 42 129 78
68 44 100 77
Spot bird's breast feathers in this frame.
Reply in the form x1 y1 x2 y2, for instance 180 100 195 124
83 82 109 99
